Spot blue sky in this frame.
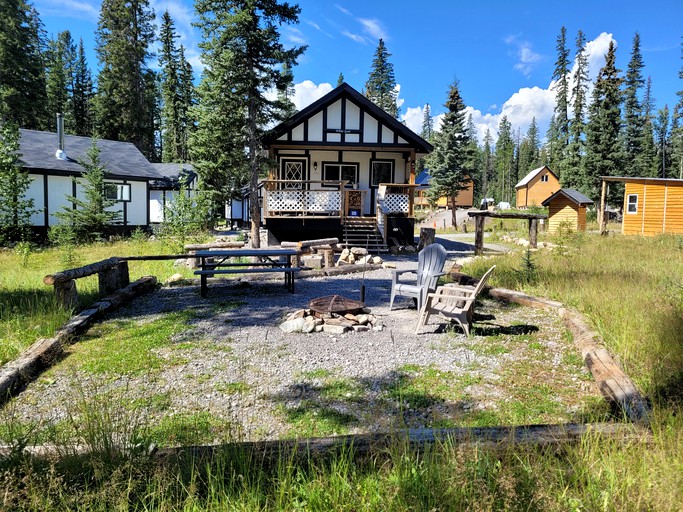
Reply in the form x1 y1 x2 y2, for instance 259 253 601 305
36 0 682 142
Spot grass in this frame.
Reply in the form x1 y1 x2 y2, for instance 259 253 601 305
1 232 683 509
0 238 196 366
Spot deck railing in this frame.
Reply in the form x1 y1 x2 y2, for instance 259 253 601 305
376 184 416 241
263 180 347 218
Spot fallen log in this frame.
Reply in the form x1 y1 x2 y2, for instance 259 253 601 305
183 242 244 251
0 276 157 405
324 264 380 276
44 257 121 285
281 238 339 249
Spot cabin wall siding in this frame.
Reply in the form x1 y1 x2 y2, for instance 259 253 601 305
547 196 586 233
623 181 683 235
523 172 560 207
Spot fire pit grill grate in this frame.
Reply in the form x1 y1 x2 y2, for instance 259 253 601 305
308 295 365 315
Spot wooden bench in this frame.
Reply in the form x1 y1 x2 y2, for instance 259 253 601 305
194 249 301 297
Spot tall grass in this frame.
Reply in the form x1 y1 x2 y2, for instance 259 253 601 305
0 238 195 365
1 232 683 510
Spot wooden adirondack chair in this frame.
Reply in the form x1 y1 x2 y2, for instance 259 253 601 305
389 243 448 312
415 265 496 335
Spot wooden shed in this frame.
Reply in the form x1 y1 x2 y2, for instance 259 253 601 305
515 165 560 208
542 188 593 234
600 176 683 235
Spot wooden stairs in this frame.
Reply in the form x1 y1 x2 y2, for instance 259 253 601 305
342 217 388 253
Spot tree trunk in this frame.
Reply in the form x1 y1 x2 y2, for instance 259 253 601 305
417 227 435 251
450 197 457 228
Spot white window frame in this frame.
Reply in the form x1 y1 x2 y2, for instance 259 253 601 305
626 194 638 214
104 182 131 202
540 174 549 182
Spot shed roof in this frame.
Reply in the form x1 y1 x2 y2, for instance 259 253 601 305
542 188 593 206
18 129 161 180
515 165 558 188
150 163 196 190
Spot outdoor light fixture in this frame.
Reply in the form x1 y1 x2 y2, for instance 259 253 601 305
313 161 318 171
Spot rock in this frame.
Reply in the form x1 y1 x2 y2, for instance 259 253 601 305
315 325 324 332
323 324 347 334
382 262 397 269
352 325 371 332
358 255 373 264
356 314 369 325
286 309 306 321
336 258 350 266
302 255 323 269
343 313 359 324
302 319 316 333
173 259 186 267
350 247 368 256
279 317 306 333
313 317 324 326
165 273 185 285
326 318 354 328
347 253 356 264
371 256 383 264
405 245 416 253
361 307 372 314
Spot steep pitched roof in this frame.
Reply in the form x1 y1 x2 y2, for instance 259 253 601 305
263 82 433 154
18 129 161 180
542 188 594 206
150 163 196 189
515 165 558 188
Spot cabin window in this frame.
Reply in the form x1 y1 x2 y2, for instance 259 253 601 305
371 160 394 186
104 183 131 202
540 174 549 182
322 163 358 187
627 194 638 214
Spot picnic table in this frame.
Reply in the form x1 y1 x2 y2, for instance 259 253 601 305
194 248 301 297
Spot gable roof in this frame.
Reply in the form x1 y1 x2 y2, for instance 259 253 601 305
515 165 558 189
18 129 161 180
150 163 196 190
542 188 593 206
263 82 433 154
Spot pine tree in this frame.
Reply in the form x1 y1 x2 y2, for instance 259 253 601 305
426 80 472 227
565 30 589 188
518 117 540 178
420 103 433 141
584 41 623 201
0 0 48 129
94 0 156 159
622 32 646 177
192 0 306 246
72 39 93 136
482 129 494 200
494 116 515 204
364 39 399 118
45 31 76 128
54 139 121 241
177 45 195 162
0 122 38 243
278 62 297 119
639 77 658 177
653 105 670 178
671 40 683 179
550 26 570 176
337 72 344 87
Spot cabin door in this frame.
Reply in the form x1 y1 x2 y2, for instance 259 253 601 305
279 158 308 189
369 160 394 216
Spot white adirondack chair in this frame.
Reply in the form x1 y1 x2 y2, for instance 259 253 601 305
415 265 496 335
389 243 448 312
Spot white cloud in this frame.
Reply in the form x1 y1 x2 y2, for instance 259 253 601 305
505 35 542 77
285 27 307 46
358 18 387 41
36 0 98 21
335 4 352 16
305 19 333 38
342 30 368 44
584 32 616 80
401 105 424 134
293 80 334 110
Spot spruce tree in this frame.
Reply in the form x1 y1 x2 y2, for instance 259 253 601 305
482 129 494 200
426 80 472 227
565 30 589 188
45 31 76 128
494 116 515 204
364 39 399 118
671 40 683 179
518 117 540 178
550 26 570 175
192 0 306 246
72 39 93 136
0 0 48 129
278 62 297 119
584 41 623 201
0 122 37 243
622 33 646 176
54 139 121 241
653 105 670 178
337 72 344 87
639 77 658 177
421 103 433 141
177 45 195 162
94 0 156 159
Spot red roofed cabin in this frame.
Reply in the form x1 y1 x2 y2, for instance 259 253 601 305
515 165 560 208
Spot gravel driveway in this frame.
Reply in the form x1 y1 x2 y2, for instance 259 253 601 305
6 242 602 444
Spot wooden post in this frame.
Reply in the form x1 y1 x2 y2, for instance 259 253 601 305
417 227 435 251
529 218 538 249
98 261 129 295
474 215 485 255
322 249 335 268
55 279 78 309
599 179 608 236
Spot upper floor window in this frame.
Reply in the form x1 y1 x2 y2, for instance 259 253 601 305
540 174 549 182
104 183 131 202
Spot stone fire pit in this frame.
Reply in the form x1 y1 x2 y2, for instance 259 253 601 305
279 295 384 334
